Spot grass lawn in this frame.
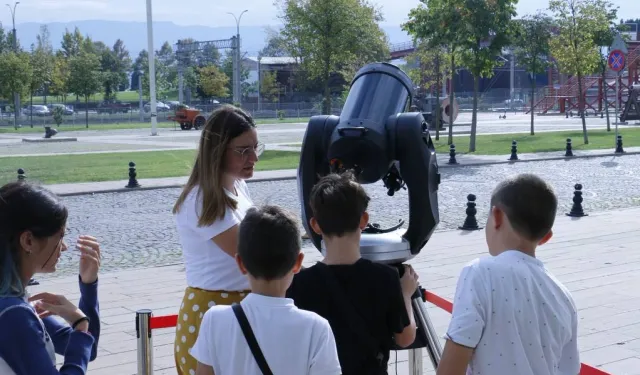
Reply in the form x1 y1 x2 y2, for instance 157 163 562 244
286 128 640 155
26 90 180 104
0 150 300 185
0 117 309 133
431 128 639 155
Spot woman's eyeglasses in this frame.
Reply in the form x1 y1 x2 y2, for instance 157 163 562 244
230 142 265 159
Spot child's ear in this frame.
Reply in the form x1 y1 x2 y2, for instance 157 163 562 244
292 252 305 274
491 206 504 229
310 217 322 235
359 212 369 230
235 254 248 275
538 230 553 246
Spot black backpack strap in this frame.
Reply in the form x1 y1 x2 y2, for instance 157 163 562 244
232 303 274 375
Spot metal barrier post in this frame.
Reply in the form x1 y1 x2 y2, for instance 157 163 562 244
408 349 423 375
136 309 154 375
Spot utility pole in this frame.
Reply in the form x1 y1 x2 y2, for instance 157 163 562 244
6 1 20 129
228 10 248 106
145 0 158 136
257 56 261 111
510 50 515 113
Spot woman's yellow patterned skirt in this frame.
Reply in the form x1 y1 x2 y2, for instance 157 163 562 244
174 286 249 375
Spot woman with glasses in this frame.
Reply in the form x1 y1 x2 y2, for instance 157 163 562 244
171 104 264 375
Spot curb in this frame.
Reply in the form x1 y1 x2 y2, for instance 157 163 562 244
55 173 298 197
52 150 639 197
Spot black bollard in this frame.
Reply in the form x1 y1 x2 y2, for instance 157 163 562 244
565 138 573 157
447 144 459 165
566 184 588 217
125 161 141 188
509 140 518 161
615 135 624 154
565 111 569 118
17 168 26 181
459 194 482 230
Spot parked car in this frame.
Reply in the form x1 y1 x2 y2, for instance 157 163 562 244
50 103 74 115
96 101 130 114
144 101 171 112
23 105 51 116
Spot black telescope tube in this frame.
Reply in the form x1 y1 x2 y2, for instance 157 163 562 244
340 62 415 124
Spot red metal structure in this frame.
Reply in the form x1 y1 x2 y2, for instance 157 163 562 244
528 41 640 115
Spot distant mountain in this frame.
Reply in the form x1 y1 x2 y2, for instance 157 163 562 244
9 20 412 58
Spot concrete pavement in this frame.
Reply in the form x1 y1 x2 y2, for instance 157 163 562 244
33 206 640 374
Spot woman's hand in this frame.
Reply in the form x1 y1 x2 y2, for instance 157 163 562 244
29 292 86 326
77 235 101 284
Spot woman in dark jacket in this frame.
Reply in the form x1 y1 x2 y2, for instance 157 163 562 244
0 181 102 374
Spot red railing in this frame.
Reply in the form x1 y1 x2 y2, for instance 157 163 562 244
135 291 613 375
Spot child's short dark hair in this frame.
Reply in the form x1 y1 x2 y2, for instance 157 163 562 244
490 174 557 241
238 205 301 280
309 171 370 237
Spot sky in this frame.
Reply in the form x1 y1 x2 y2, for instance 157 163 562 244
0 0 638 28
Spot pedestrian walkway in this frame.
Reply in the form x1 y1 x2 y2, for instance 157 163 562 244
35 206 640 374
45 146 640 196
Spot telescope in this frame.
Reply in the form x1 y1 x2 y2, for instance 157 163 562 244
297 62 443 373
297 62 440 264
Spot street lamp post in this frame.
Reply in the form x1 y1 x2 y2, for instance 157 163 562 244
228 10 248 107
145 0 158 136
6 1 20 129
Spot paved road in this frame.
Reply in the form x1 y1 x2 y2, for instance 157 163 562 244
45 154 640 279
2 113 635 157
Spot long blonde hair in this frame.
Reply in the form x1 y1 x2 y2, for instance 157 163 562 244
172 105 256 226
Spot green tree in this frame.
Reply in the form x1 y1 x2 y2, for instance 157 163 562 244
197 65 229 98
0 24 11 53
404 42 450 140
0 51 32 128
99 39 131 101
513 12 553 135
260 27 290 57
60 27 85 58
278 0 389 114
404 0 466 145
593 5 623 132
458 0 517 152
221 51 249 99
133 49 171 100
261 71 281 102
50 55 71 103
548 0 617 144
68 51 102 127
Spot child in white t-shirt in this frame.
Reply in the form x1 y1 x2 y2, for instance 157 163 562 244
190 205 342 375
437 174 580 375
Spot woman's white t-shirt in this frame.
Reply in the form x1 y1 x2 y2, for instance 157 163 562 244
174 180 253 292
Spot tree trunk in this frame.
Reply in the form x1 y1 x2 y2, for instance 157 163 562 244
530 77 535 135
447 53 455 145
85 95 89 128
435 53 441 141
577 72 588 144
469 75 479 152
323 61 331 115
602 63 611 132
30 92 34 128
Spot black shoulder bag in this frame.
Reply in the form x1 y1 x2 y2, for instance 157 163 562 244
232 303 274 375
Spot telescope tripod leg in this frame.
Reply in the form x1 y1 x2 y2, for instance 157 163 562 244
408 287 444 375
